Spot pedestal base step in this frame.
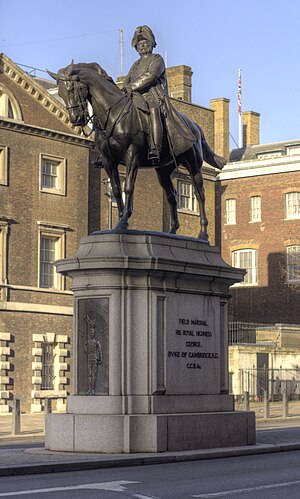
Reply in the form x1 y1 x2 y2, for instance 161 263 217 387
45 411 255 453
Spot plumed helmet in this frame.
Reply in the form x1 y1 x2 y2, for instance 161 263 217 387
131 25 157 49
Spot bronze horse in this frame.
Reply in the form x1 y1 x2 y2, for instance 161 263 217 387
48 62 225 241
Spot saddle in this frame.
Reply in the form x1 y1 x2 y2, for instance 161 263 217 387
131 91 197 159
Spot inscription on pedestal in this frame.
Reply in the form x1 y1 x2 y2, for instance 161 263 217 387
166 294 220 394
77 298 109 395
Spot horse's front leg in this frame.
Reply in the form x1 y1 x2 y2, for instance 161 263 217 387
114 148 138 231
155 165 179 234
103 162 124 221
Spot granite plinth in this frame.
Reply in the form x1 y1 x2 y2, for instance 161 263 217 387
45 231 254 453
46 411 255 453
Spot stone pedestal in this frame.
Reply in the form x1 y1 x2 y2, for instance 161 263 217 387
45 231 255 453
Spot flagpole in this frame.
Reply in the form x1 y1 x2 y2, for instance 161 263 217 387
238 68 243 148
119 28 124 76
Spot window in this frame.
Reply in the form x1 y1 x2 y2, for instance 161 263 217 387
41 159 58 189
232 249 258 285
287 146 300 156
178 180 197 212
38 222 66 290
106 177 125 205
0 218 9 301
0 146 8 186
286 192 300 219
40 154 66 195
0 84 22 120
40 236 58 288
225 199 236 224
251 196 261 222
286 246 300 282
41 343 55 390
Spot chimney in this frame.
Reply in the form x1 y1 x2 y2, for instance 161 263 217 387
242 111 260 146
210 98 230 160
166 65 192 103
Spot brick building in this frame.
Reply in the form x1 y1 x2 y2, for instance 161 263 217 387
219 135 300 325
0 54 234 412
0 53 99 412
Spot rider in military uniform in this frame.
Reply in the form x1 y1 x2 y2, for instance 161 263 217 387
123 26 197 163
123 25 165 161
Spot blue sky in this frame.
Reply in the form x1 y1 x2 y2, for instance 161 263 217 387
2 0 300 148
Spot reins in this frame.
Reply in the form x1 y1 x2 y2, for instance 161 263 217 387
91 93 132 140
67 78 132 139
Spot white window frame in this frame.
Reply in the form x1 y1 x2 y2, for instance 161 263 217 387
106 177 126 205
232 249 258 286
177 180 197 213
286 245 300 283
0 146 8 186
37 223 66 290
39 154 66 196
286 192 300 219
0 219 9 300
0 84 23 121
286 146 300 156
250 196 261 222
225 199 236 225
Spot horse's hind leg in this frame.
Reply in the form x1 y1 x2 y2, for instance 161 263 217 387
155 165 179 234
181 149 209 241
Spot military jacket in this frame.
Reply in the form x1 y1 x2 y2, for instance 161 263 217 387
124 53 167 105
124 53 196 156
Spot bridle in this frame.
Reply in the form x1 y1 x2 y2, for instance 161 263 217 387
60 76 132 139
59 77 91 133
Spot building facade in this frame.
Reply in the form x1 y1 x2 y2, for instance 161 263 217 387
219 139 300 325
0 53 98 412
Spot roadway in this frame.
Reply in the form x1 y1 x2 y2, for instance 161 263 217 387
0 426 300 498
0 447 299 498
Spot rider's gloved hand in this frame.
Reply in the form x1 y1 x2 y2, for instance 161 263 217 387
122 85 132 94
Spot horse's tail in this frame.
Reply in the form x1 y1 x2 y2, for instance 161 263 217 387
197 125 226 170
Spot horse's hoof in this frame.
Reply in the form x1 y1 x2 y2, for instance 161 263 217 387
169 223 179 234
198 232 209 243
113 220 129 232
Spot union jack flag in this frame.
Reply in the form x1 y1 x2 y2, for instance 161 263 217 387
238 69 242 114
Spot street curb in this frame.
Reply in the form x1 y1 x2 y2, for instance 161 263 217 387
0 434 44 443
1 442 300 476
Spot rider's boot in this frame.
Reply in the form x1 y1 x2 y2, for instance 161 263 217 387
148 108 163 162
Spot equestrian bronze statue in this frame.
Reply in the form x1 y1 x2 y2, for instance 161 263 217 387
48 25 225 241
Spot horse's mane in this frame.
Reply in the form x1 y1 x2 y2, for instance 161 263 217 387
57 62 117 88
73 62 117 87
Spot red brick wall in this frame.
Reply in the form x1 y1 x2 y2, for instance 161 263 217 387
220 171 300 323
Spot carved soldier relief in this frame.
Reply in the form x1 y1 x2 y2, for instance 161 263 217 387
77 298 109 395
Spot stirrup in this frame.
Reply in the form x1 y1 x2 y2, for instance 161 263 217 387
148 147 160 161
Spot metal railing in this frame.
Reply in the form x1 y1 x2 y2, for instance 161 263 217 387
229 322 277 345
236 367 300 401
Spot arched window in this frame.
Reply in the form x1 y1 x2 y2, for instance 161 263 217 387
0 84 22 120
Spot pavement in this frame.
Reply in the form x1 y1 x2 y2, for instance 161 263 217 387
1 401 300 476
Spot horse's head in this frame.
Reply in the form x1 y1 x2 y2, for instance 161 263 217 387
47 62 89 127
